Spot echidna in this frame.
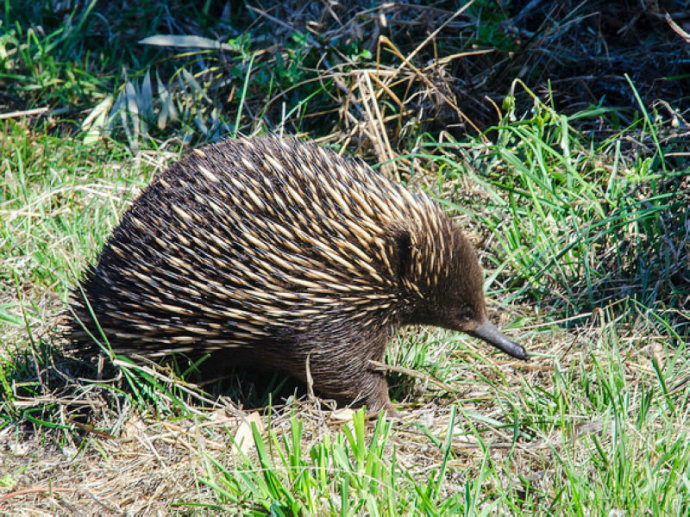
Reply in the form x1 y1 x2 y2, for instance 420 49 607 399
69 136 528 412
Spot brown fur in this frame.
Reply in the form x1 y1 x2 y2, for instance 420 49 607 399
69 136 506 412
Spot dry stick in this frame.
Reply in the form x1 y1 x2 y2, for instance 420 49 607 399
253 2 476 150
330 107 416 159
0 107 49 119
68 421 116 440
362 69 413 146
137 431 167 468
343 103 379 154
0 487 77 504
375 2 476 99
375 39 418 137
368 359 457 395
666 12 690 44
378 35 486 141
484 95 503 125
363 71 398 178
429 49 494 68
305 352 315 401
358 73 395 179
391 2 474 69
288 355 337 411
368 71 405 112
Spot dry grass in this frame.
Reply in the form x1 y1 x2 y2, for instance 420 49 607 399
2 312 687 513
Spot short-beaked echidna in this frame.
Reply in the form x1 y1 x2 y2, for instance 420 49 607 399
69 135 528 412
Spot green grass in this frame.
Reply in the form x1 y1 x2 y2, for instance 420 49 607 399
1 0 688 514
426 93 687 321
195 327 689 515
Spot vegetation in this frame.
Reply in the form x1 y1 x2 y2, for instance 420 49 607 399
1 1 688 514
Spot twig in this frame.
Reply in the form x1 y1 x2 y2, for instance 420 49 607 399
0 107 49 119
305 352 315 401
666 13 690 44
368 359 457 395
0 486 76 503
377 35 486 140
359 72 397 178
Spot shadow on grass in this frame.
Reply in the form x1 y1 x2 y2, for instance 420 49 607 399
0 339 307 439
1 339 420 439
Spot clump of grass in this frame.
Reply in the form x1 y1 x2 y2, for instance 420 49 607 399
199 410 400 514
196 407 507 515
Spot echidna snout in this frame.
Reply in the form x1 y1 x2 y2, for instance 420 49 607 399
401 230 528 361
69 135 527 412
468 321 529 360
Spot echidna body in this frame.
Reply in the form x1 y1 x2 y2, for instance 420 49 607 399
70 136 527 412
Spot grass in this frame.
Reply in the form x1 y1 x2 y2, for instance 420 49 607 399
1 0 689 514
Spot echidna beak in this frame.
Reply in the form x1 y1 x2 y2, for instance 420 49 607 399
469 320 529 360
